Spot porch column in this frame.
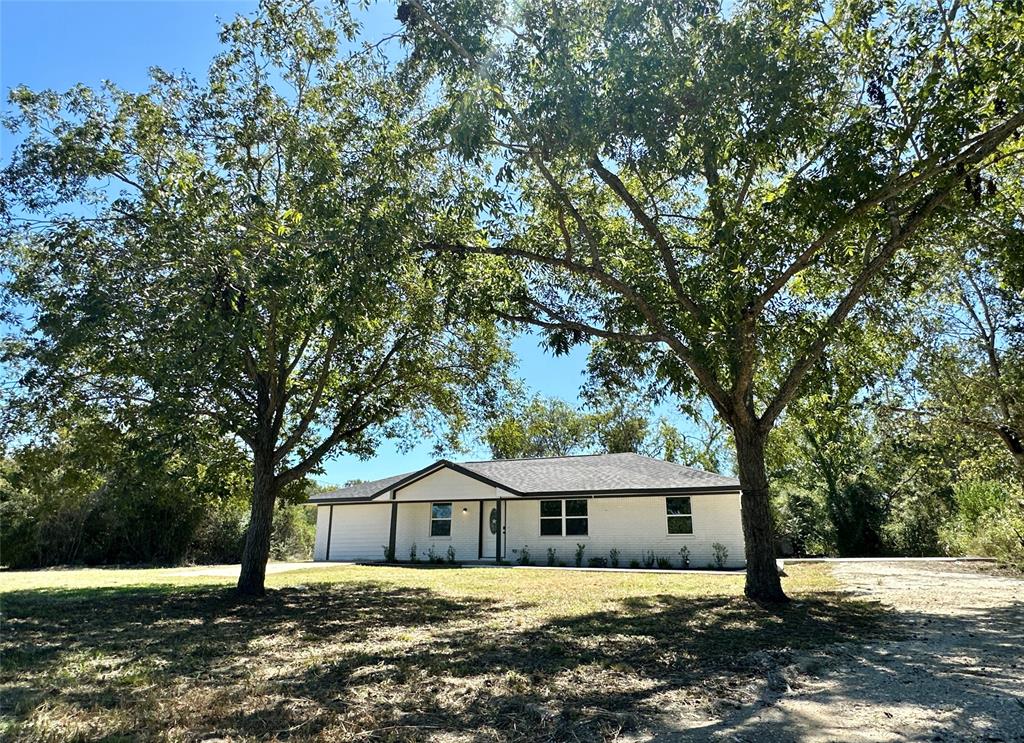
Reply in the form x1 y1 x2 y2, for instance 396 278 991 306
477 499 484 559
325 505 334 561
388 492 398 561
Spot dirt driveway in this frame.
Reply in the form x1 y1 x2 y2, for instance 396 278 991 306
665 561 1024 742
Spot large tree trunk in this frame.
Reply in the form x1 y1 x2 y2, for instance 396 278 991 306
734 425 787 602
237 447 278 596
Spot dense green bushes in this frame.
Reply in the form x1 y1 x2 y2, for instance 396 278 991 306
767 403 1017 560
940 480 1024 567
0 422 318 569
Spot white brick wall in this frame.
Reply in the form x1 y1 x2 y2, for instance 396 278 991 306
502 493 745 568
393 500 485 562
392 467 494 501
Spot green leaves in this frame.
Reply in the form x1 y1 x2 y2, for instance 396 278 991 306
2 0 511 501
405 0 1023 429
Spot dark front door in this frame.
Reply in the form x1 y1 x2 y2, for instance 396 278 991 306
479 499 499 559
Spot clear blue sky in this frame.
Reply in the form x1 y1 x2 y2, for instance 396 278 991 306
1 0 601 485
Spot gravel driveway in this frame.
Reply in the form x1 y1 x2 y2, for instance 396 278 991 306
670 561 1024 742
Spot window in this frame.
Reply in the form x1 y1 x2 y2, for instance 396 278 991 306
539 499 588 536
540 500 562 535
666 497 693 534
430 502 452 537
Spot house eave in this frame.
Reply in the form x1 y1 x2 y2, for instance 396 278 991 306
308 484 741 506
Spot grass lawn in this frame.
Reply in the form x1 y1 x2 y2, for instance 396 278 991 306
0 563 887 741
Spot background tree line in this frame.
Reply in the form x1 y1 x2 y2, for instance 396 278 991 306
0 406 322 569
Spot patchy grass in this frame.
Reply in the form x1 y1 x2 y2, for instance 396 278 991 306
1 563 887 741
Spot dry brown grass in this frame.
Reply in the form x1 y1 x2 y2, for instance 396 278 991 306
0 563 888 741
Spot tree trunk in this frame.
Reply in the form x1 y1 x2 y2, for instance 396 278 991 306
734 425 788 602
237 448 278 596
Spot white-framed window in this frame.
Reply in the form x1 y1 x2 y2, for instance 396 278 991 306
430 502 452 537
666 497 693 535
539 499 588 536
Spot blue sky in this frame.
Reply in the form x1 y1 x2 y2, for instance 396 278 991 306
0 0 604 485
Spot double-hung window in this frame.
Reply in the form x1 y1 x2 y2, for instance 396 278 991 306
430 502 452 537
666 497 693 534
539 499 588 536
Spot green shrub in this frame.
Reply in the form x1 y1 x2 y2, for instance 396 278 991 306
642 550 655 568
517 545 532 565
655 556 673 569
587 556 608 568
771 485 834 556
574 543 586 567
827 479 886 556
712 542 729 568
546 547 557 566
608 548 620 567
188 499 248 564
940 479 1024 567
678 546 690 568
269 504 316 560
883 490 953 557
628 559 641 569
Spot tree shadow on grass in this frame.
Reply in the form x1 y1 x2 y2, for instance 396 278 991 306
1 580 493 738
0 580 926 742
292 590 893 741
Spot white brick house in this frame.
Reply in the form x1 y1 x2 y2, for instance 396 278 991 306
309 453 745 568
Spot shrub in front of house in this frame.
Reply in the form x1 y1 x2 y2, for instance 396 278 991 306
642 550 656 568
546 547 557 566
678 546 690 569
574 543 586 567
712 542 728 569
588 556 608 568
609 548 620 567
656 556 673 570
629 559 641 569
518 545 532 565
409 543 418 562
446 545 456 564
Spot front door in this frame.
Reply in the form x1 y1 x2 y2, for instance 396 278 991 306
479 500 499 559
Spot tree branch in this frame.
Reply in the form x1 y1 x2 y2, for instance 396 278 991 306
754 109 1024 311
588 155 705 322
761 181 958 426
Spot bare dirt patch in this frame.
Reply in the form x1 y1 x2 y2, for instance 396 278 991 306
657 561 1024 742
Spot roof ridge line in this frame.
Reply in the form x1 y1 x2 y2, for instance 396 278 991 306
461 452 639 464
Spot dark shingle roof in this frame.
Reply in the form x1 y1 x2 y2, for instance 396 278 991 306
308 471 414 504
308 453 739 503
461 453 738 493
